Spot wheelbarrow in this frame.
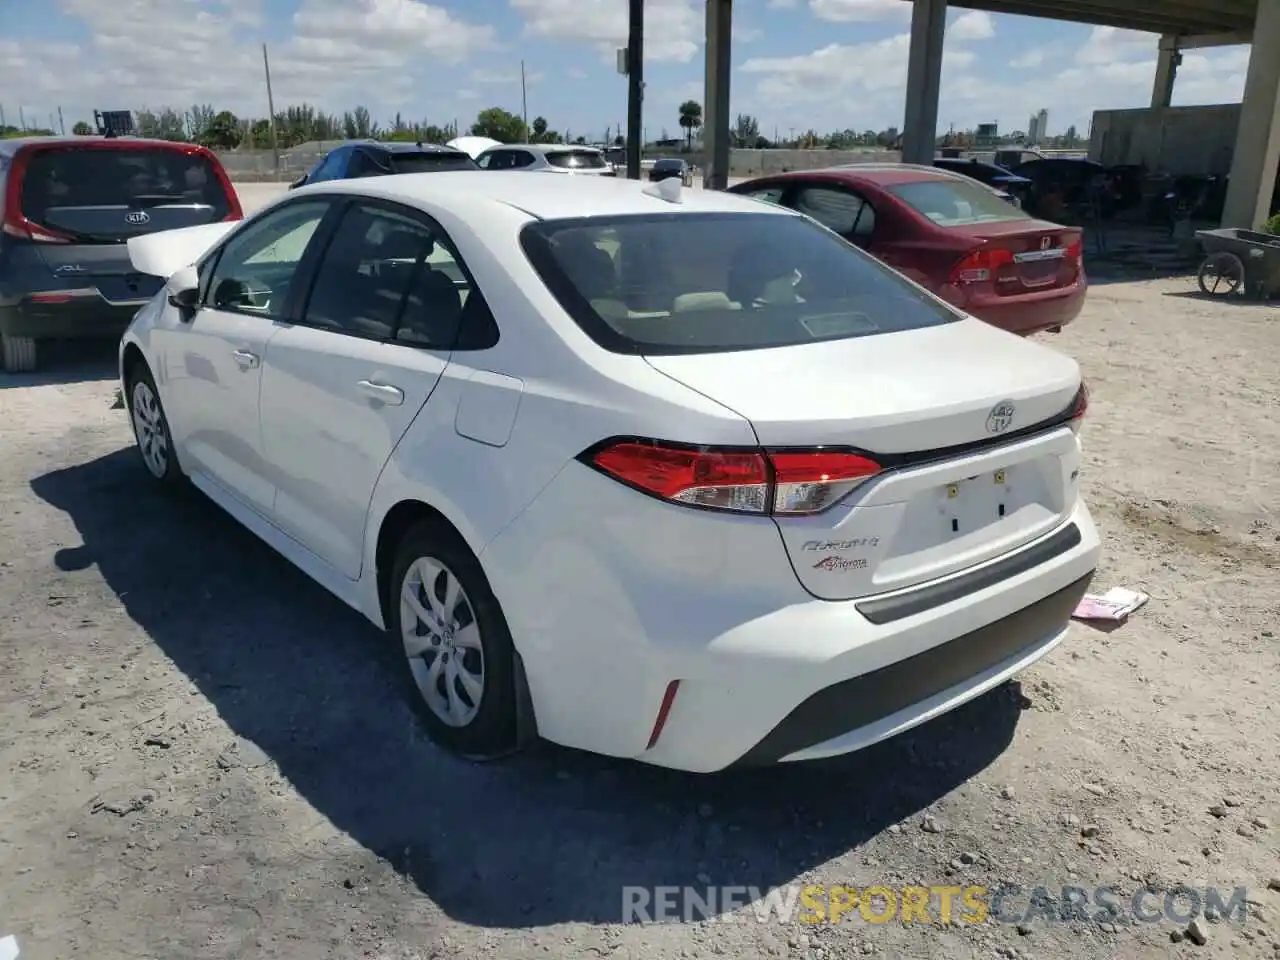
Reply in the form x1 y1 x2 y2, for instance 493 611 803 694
1195 227 1280 300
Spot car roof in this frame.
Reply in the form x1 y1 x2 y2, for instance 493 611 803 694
760 163 984 187
298 170 793 221
0 135 213 157
360 141 468 155
483 143 602 155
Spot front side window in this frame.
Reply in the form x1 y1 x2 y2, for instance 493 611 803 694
520 211 957 356
204 200 330 317
888 179 1029 227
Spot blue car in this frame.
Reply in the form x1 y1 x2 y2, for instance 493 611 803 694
933 157 1032 208
289 141 477 190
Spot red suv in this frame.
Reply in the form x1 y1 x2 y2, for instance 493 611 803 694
728 164 1085 336
0 136 242 372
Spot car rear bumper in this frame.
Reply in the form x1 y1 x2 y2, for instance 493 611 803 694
483 461 1101 773
0 297 147 340
967 280 1088 336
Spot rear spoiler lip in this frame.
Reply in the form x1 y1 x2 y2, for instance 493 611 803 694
126 221 239 279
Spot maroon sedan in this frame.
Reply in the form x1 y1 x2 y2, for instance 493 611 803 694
727 165 1086 336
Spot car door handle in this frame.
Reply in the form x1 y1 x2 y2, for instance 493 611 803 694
357 380 404 406
232 349 259 370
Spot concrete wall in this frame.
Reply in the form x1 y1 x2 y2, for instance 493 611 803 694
215 146 902 182
1088 104 1240 176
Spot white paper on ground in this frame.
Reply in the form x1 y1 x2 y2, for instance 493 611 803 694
0 934 20 960
1072 587 1150 622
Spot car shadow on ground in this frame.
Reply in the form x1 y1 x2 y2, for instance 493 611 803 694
32 447 1027 929
0 341 118 390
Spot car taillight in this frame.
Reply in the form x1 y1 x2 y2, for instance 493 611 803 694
1065 239 1083 269
2 148 73 243
582 440 881 515
201 147 244 221
949 246 1013 284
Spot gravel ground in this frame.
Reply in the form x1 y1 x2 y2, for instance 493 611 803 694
1 277 1278 960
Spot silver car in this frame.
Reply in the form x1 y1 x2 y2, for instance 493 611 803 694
475 144 616 176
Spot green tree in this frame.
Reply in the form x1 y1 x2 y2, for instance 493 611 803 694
678 100 702 151
71 121 93 136
530 116 548 142
198 110 242 150
733 113 759 148
471 106 526 143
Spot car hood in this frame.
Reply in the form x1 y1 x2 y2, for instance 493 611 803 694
126 221 239 279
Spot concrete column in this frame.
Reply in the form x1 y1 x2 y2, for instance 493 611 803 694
900 0 947 165
702 0 733 190
1222 0 1280 229
1151 35 1181 108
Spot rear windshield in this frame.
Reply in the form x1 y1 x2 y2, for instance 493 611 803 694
520 212 958 355
545 150 608 170
388 152 477 174
888 179 1029 227
19 146 231 242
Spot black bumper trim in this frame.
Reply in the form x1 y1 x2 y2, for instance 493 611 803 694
730 571 1093 768
856 522 1082 626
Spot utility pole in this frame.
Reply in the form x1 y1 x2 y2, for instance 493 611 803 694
19 106 27 132
520 60 529 139
57 106 65 135
625 0 643 179
262 44 279 177
0 105 5 130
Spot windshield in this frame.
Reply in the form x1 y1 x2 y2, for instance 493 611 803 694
520 212 958 355
545 150 608 170
888 179 1029 227
18 146 231 242
389 152 477 173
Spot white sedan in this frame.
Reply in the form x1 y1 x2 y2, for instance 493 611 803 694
119 171 1100 773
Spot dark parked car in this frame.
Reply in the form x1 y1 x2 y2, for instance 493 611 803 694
289 141 477 189
1011 158 1118 221
933 157 1032 208
0 135 242 373
649 158 692 185
729 164 1085 337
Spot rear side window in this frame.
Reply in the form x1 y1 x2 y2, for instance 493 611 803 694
18 146 232 242
389 152 477 173
545 151 607 170
887 179 1028 227
520 211 957 356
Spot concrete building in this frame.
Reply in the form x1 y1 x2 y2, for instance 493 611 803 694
699 0 1279 229
1027 109 1049 144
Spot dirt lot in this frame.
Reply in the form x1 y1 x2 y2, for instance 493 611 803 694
1 278 1277 960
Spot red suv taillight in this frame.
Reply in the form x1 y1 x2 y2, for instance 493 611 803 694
582 439 881 515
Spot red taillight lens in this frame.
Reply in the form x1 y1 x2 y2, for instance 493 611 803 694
1068 382 1088 434
949 246 1014 284
584 440 881 515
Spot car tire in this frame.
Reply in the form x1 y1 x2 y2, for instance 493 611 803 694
1 335 37 373
388 519 519 760
125 362 183 485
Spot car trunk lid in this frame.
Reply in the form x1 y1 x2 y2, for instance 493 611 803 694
948 220 1083 297
644 318 1085 600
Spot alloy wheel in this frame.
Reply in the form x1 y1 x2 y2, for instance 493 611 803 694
400 556 486 727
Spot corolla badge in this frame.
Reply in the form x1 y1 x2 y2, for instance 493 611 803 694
985 400 1016 435
125 210 151 225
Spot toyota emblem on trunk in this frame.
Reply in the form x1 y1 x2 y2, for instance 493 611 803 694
125 211 151 225
985 400 1016 434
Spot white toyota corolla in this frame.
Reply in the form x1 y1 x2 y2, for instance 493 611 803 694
119 171 1100 773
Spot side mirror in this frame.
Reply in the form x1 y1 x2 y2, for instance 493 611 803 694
166 265 200 318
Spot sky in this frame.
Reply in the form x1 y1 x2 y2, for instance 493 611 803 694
0 0 1256 142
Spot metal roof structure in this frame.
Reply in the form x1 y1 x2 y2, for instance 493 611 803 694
918 0 1258 38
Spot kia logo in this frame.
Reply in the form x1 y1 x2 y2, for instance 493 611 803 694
125 211 151 225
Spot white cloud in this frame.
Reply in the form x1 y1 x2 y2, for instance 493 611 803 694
767 0 800 7
949 10 994 41
1074 25 1155 66
508 0 701 63
2 0 494 120
734 23 764 42
808 0 909 23
1009 48 1046 69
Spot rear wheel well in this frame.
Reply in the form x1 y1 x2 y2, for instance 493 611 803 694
375 500 465 628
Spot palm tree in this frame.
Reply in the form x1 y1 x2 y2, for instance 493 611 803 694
678 100 702 151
